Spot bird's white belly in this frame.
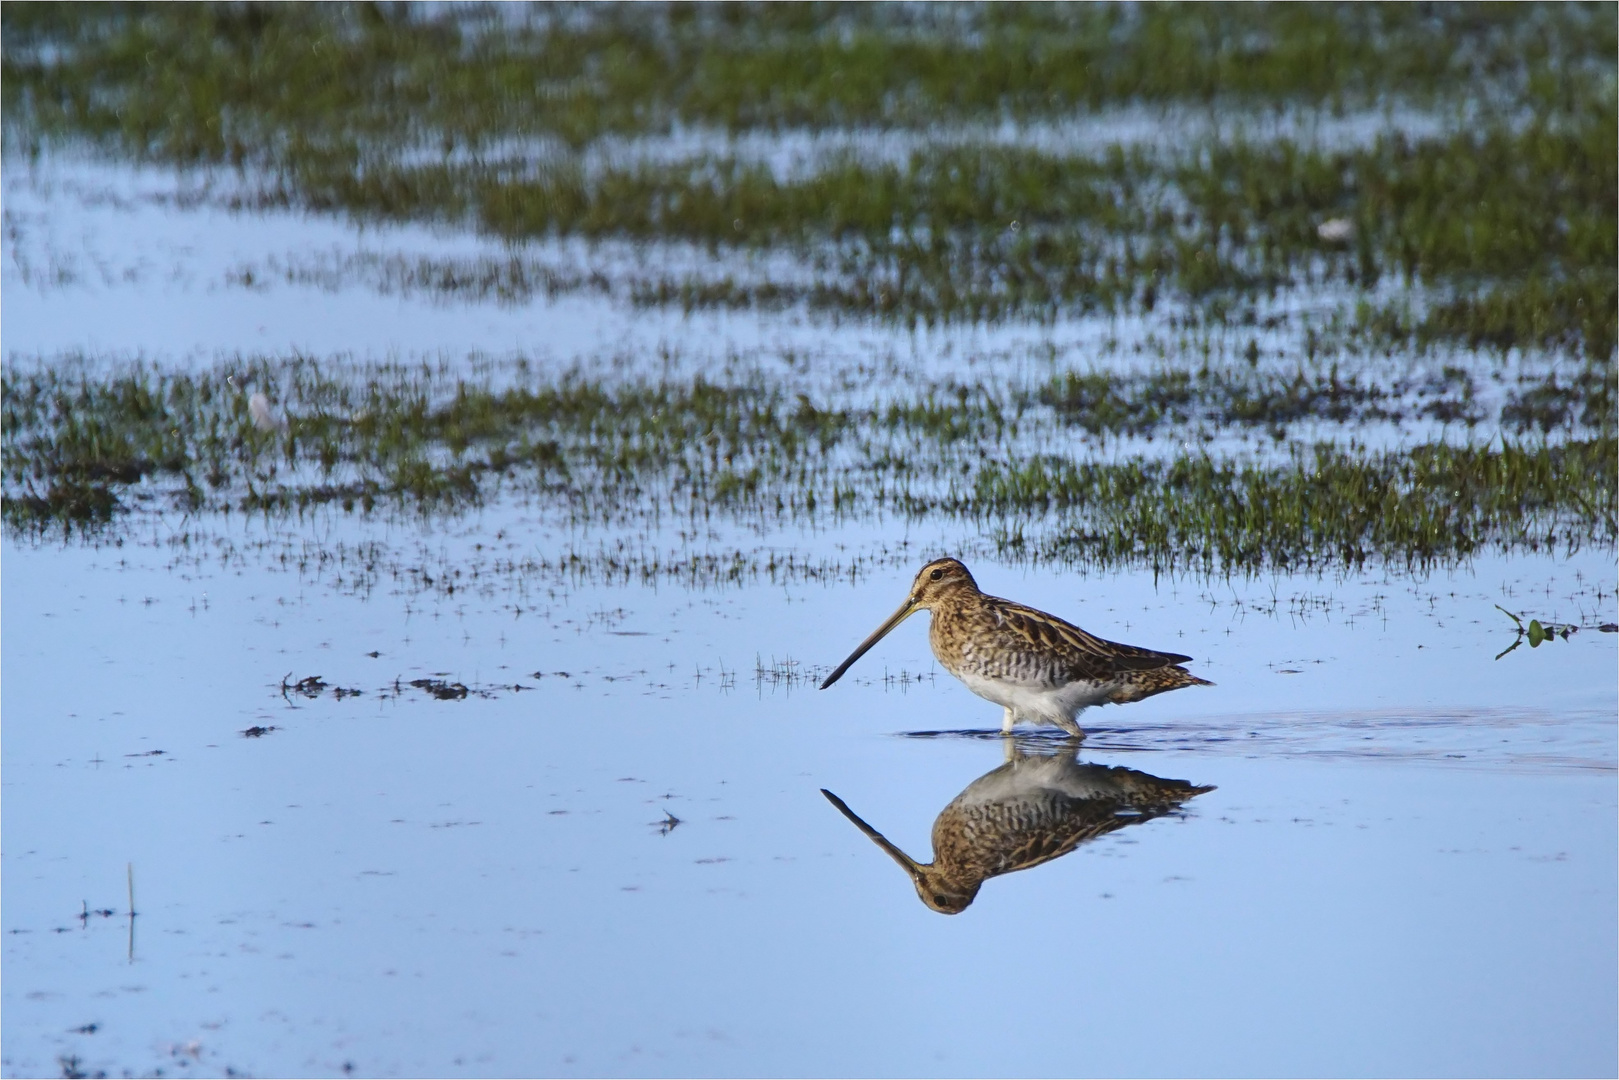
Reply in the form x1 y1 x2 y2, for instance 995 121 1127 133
957 670 1112 723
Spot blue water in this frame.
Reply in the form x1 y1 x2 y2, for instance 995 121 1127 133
2 154 1615 1079
3 520 1614 1078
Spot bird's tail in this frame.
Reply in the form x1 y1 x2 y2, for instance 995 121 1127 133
1107 664 1213 704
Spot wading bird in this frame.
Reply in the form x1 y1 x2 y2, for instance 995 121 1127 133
819 558 1210 734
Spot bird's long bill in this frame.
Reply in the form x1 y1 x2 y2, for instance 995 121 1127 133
818 596 918 689
820 789 923 880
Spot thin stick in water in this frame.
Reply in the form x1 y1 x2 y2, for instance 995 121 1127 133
126 862 137 964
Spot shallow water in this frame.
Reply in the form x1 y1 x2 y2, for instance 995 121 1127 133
4 506 1614 1078
3 143 1616 1078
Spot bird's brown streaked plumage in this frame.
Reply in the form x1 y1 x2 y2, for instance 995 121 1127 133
820 557 1211 734
822 743 1214 914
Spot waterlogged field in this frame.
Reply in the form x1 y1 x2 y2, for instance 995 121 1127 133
3 6 1616 1078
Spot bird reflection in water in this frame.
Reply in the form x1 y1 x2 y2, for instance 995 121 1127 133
822 738 1214 914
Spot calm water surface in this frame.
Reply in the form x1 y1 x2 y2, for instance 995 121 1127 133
3 156 1615 1079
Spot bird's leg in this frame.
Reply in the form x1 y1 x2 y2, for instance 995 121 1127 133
1000 732 1017 763
1001 706 1016 734
1054 712 1086 740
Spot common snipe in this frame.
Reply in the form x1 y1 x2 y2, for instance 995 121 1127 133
820 558 1210 734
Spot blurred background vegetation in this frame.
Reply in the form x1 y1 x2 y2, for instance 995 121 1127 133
5 2 1614 348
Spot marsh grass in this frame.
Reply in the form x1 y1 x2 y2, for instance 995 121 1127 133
5 359 1612 573
5 4 1615 350
231 115 1616 349
5 6 1615 574
7 5 1604 153
978 439 1616 573
1037 364 1502 435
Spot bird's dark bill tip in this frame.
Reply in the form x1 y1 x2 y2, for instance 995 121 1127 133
818 661 854 690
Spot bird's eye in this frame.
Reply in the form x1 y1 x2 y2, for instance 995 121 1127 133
932 894 947 905
929 568 944 581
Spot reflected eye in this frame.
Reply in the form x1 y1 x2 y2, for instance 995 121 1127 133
932 894 947 905
929 568 944 581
